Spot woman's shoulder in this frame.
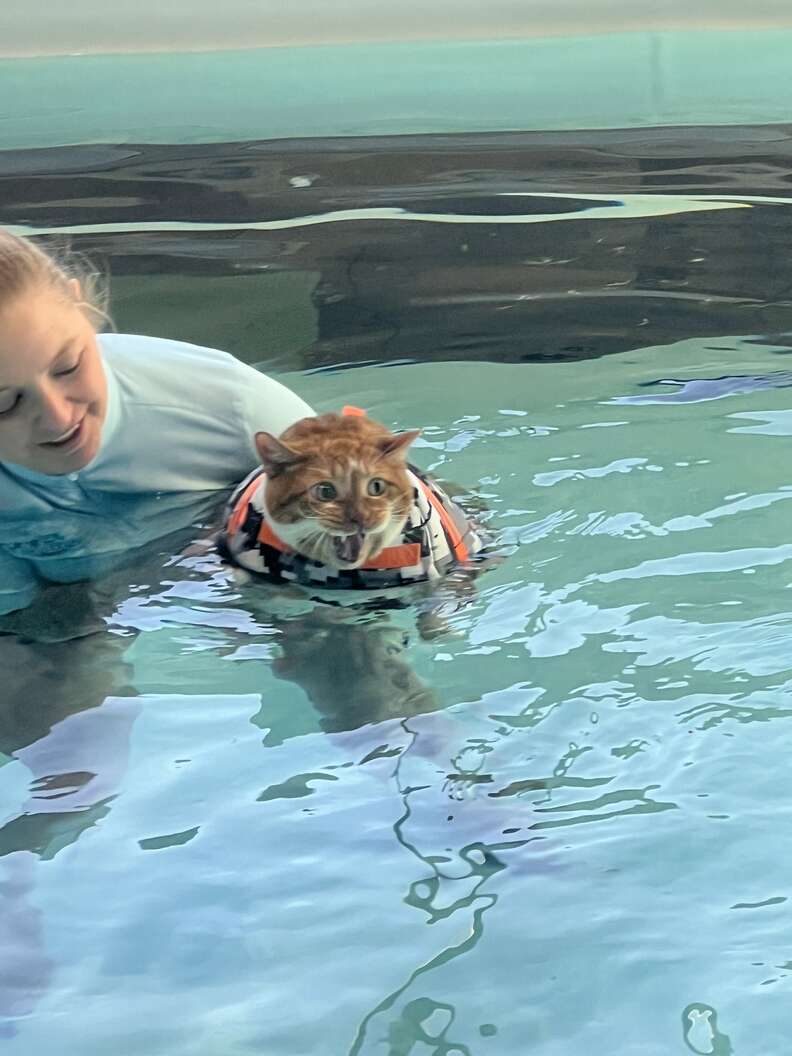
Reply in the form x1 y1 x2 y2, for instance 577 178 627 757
99 332 241 370
96 332 313 436
98 333 251 403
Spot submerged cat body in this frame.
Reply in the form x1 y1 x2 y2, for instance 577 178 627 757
219 409 484 590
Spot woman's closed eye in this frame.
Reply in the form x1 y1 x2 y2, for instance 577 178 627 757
0 350 84 417
53 351 83 377
0 393 20 417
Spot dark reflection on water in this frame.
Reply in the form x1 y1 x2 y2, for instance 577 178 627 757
2 125 792 371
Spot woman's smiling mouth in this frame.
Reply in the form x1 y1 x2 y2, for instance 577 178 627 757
40 416 85 451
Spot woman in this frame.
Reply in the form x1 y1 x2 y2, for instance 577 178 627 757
0 229 313 615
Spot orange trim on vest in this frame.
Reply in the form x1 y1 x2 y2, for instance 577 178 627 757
256 518 294 553
417 478 469 562
226 476 261 536
361 542 421 570
226 478 294 551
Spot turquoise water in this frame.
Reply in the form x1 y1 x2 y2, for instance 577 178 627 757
5 334 792 1052
4 123 792 1053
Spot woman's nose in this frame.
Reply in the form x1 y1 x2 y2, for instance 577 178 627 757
36 385 74 436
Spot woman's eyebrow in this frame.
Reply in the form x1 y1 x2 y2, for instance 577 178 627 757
55 339 77 357
50 339 78 365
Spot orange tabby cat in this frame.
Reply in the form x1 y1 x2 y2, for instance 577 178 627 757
220 408 483 589
254 411 420 569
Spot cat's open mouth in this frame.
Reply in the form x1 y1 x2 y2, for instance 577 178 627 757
333 530 367 565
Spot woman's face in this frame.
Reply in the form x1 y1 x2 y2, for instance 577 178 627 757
0 283 107 475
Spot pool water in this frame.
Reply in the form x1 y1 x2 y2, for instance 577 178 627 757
3 126 792 1054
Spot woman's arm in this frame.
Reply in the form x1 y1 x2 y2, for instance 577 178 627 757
235 361 314 461
0 551 39 618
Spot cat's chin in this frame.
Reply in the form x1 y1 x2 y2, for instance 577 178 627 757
326 530 386 570
275 516 407 570
332 530 367 566
287 531 374 570
311 529 393 571
330 518 407 570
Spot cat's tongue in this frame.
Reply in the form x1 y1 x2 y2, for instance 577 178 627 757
334 531 366 565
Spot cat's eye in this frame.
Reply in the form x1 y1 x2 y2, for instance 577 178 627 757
311 481 337 502
367 477 387 496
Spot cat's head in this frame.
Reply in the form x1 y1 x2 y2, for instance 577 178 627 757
255 412 420 570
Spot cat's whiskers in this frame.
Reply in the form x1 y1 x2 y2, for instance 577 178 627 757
296 526 328 561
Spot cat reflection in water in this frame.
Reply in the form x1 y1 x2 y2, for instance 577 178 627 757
271 608 440 733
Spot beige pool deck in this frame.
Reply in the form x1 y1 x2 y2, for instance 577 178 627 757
2 0 792 57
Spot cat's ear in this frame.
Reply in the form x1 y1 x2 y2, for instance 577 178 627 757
255 432 308 476
377 429 421 459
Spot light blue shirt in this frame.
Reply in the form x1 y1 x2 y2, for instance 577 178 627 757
0 333 313 614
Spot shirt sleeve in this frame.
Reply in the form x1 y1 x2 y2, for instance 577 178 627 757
235 362 314 460
0 549 40 615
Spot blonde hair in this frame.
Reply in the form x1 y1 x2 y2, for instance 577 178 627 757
0 229 111 330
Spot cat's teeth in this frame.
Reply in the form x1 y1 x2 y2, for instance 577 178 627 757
333 531 366 565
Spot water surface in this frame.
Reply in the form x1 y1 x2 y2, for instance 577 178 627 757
2 126 792 1054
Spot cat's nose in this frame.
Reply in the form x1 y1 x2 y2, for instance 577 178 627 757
343 508 365 530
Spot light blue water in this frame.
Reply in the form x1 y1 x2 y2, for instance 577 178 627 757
5 332 792 1052
4 123 792 1054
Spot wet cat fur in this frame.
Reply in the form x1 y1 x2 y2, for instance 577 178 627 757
255 413 421 570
